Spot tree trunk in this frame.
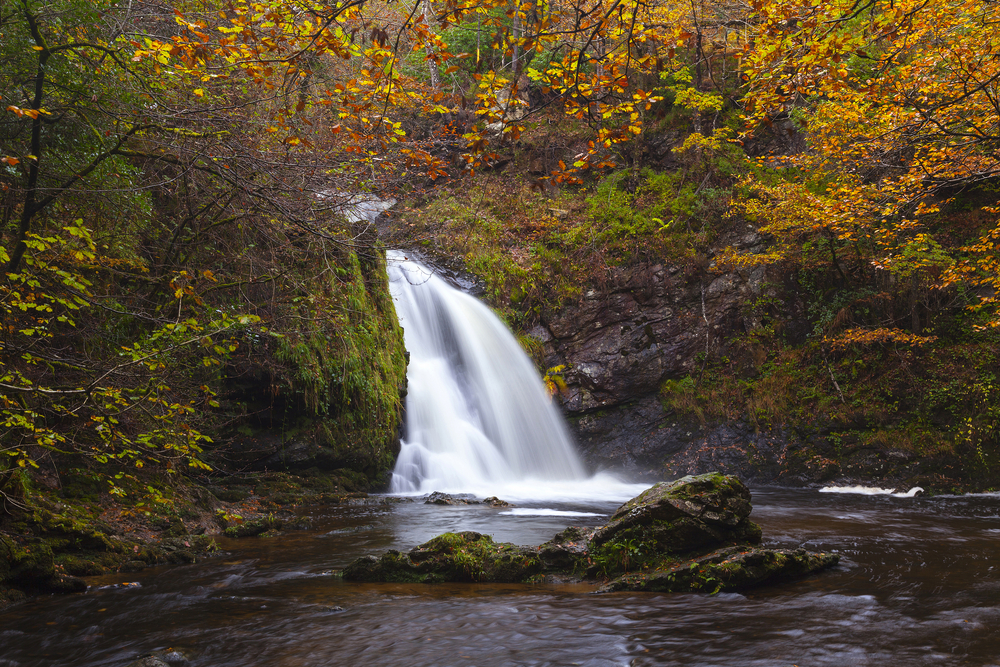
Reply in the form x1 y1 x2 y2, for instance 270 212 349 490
423 0 441 88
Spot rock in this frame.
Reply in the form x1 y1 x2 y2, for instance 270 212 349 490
4 539 56 584
0 588 27 609
423 492 480 506
288 516 314 530
58 555 106 577
343 474 837 592
125 650 189 667
321 524 377 536
343 531 545 583
572 404 800 485
47 574 87 594
483 496 511 507
598 546 840 594
158 650 190 665
590 473 761 550
537 527 594 569
126 657 171 667
120 560 148 573
223 515 282 538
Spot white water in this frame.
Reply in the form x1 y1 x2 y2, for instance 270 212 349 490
386 251 647 502
820 485 925 498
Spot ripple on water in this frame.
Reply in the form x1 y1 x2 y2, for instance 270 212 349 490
4 489 1000 666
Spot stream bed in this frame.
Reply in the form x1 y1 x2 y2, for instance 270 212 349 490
3 488 1000 666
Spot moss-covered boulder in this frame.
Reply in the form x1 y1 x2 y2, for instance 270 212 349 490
591 473 761 550
342 473 838 593
343 531 548 583
598 546 840 593
0 535 87 607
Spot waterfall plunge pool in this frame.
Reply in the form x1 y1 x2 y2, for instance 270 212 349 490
3 489 1000 666
4 252 995 665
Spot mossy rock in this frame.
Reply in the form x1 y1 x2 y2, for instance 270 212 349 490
343 531 544 583
1 588 28 609
1 536 86 597
343 476 837 594
29 508 119 552
598 546 840 593
591 473 760 550
223 515 282 538
56 554 107 577
6 540 55 584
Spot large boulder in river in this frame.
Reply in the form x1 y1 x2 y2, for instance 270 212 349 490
591 472 761 551
341 473 837 593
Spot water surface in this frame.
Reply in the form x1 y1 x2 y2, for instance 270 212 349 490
3 489 1000 666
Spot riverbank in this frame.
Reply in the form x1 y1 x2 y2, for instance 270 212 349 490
0 471 405 609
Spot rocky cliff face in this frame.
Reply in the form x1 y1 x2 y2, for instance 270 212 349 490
525 250 822 484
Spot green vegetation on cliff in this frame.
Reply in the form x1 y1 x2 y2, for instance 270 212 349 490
1 1 407 564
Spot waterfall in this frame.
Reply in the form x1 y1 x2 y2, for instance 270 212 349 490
386 251 646 501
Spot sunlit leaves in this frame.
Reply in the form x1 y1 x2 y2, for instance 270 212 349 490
740 0 1000 326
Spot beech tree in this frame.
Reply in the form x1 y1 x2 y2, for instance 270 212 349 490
736 0 1000 331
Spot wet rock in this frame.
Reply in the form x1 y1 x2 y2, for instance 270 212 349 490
126 657 170 667
483 497 512 507
6 540 56 583
120 560 148 573
343 474 837 593
97 581 141 590
590 473 761 550
343 531 544 583
58 555 106 577
598 546 840 594
537 527 593 569
0 536 86 599
125 650 189 667
322 524 377 536
223 515 282 538
47 574 87 594
573 405 804 486
287 516 314 530
0 587 28 609
423 492 480 506
158 650 190 665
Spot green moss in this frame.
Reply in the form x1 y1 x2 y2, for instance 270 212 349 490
344 531 545 583
271 247 407 483
56 554 106 577
223 514 282 538
387 163 723 326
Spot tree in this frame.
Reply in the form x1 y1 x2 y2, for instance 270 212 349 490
739 0 1000 329
0 0 406 505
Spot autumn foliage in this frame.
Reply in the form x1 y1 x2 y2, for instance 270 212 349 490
3 0 1000 502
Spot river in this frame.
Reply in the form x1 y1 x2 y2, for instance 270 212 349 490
3 488 1000 666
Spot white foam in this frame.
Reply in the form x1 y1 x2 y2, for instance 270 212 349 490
499 509 605 517
386 251 650 504
820 485 924 498
390 473 649 504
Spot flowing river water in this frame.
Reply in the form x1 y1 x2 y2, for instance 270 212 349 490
4 254 999 665
3 489 1000 666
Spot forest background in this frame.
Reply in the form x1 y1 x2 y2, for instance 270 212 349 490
2 0 1000 598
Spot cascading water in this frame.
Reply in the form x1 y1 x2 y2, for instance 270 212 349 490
387 250 646 501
